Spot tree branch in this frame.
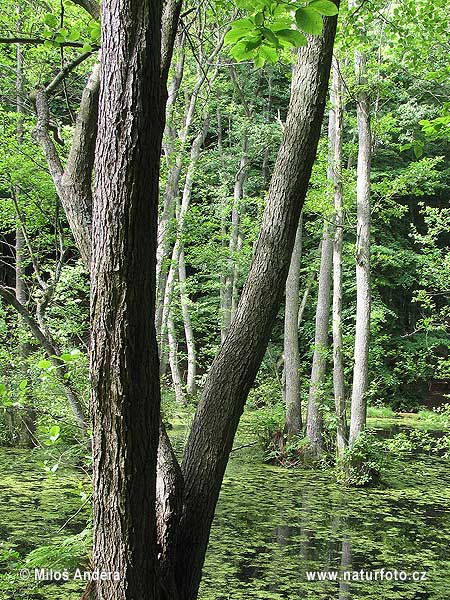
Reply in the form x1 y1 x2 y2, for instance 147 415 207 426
0 37 98 49
161 0 183 87
0 285 88 435
46 51 94 94
70 0 100 19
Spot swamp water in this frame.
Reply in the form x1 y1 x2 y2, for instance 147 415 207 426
0 439 449 599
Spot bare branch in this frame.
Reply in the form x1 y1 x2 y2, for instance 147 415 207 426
46 50 94 94
0 37 98 49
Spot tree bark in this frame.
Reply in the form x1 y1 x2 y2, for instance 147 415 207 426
306 220 333 455
331 58 347 454
90 0 164 598
175 12 339 600
167 309 185 404
284 213 303 435
348 48 372 447
179 246 197 396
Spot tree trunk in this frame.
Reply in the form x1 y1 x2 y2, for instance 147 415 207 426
14 21 36 448
348 48 372 447
284 213 303 435
167 309 185 404
159 119 208 386
179 246 197 396
90 0 164 597
175 13 339 599
222 137 248 337
331 57 347 454
306 220 333 455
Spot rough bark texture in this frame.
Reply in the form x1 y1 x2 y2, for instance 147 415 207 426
90 0 164 598
331 58 347 453
175 12 339 600
349 49 372 447
306 220 333 455
33 64 100 269
284 214 303 435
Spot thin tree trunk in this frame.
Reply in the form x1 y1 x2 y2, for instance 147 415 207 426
175 13 340 599
306 220 333 455
14 21 36 447
348 48 372 447
0 286 88 435
159 119 208 384
222 137 248 337
331 57 347 454
285 213 303 435
179 246 196 396
305 70 342 455
167 310 185 404
90 0 164 597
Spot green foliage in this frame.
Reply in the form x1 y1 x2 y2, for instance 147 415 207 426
336 432 385 487
225 0 337 66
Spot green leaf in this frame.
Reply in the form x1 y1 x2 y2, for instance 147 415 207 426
49 425 61 443
308 0 339 16
295 7 323 35
0 383 6 396
259 44 279 64
245 36 263 52
254 12 264 26
38 359 52 370
228 17 254 33
262 27 279 46
68 27 81 42
254 53 265 68
231 40 254 61
89 21 101 41
276 29 308 48
224 28 246 45
19 380 27 391
82 42 93 53
43 13 58 28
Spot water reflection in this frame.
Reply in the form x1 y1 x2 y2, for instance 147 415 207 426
200 451 450 600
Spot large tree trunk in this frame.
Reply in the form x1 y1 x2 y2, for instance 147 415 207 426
348 48 372 447
90 0 164 598
284 213 303 435
175 12 339 600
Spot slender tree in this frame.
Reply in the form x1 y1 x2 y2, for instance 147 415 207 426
348 47 372 447
331 57 347 453
284 213 303 435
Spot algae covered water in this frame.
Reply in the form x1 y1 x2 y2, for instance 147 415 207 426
0 444 449 599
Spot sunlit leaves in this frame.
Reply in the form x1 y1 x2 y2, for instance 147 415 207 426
309 0 339 16
295 7 323 35
225 0 338 66
41 12 100 50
